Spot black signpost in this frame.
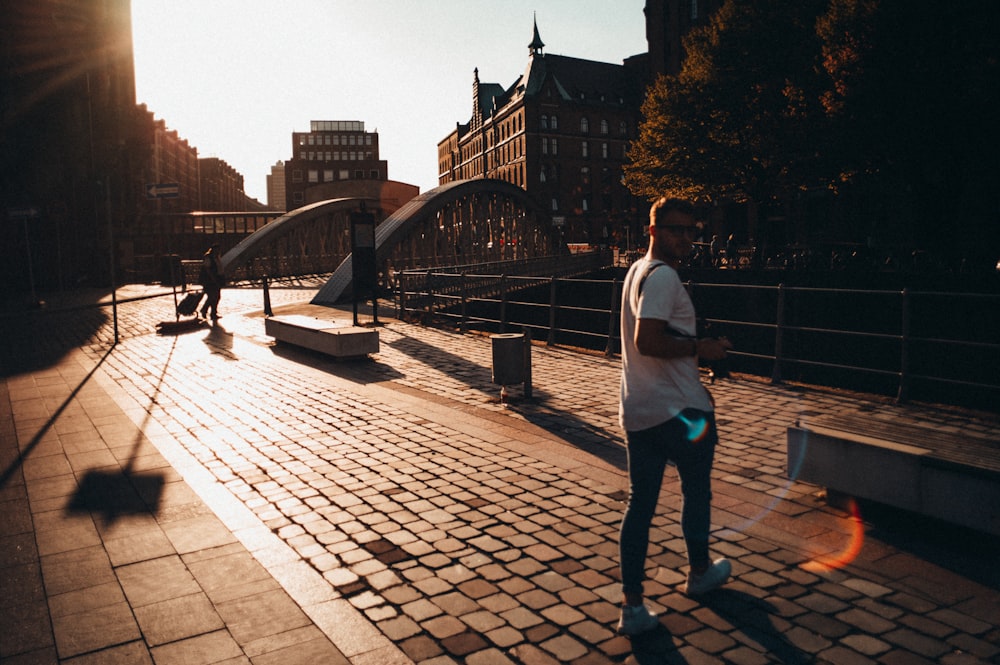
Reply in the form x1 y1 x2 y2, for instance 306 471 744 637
350 204 378 326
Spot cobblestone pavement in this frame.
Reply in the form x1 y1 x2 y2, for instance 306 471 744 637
2 284 998 664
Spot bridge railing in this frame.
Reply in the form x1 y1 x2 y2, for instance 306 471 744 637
394 270 1000 410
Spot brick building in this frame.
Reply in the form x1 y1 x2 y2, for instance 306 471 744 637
437 4 724 246
199 157 246 212
284 121 389 211
437 19 647 245
2 0 145 291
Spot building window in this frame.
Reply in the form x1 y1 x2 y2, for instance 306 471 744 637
292 170 303 182
582 141 589 158
354 170 363 179
551 116 558 130
582 198 589 212
370 170 379 179
308 170 318 183
619 121 628 137
551 138 558 155
366 136 372 145
324 169 333 181
540 167 546 183
691 0 698 20
600 119 609 135
541 137 548 155
541 115 548 130
293 192 304 203
308 135 315 145
602 142 609 159
580 117 589 133
551 198 559 211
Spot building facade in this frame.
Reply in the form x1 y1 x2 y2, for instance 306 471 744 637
437 21 647 245
199 157 246 212
644 0 724 78
267 161 286 211
2 0 146 291
284 120 389 211
137 105 201 214
436 4 726 246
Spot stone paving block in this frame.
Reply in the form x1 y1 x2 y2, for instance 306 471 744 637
39 545 115 597
306 597 399 659
64 641 153 664
160 513 238 554
47 580 126 619
51 601 140 659
2 599 55 658
117 555 200 607
133 592 224 647
149 629 243 665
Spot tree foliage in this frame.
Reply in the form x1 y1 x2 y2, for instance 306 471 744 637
626 0 1000 256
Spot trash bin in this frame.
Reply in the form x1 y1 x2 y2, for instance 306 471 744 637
159 254 183 286
491 333 525 385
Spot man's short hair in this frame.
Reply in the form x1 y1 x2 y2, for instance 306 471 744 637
649 197 695 226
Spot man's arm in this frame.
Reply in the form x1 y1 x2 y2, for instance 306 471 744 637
635 318 731 360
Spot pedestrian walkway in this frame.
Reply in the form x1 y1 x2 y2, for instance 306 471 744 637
2 285 998 664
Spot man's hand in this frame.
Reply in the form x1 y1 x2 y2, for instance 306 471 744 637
696 337 732 361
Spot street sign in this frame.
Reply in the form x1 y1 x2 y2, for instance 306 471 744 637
145 183 180 199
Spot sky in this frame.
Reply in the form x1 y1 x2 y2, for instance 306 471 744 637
130 0 649 203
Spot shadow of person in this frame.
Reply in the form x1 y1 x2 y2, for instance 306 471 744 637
627 623 689 663
204 321 235 358
696 589 812 664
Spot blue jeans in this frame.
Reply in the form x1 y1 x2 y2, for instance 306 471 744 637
620 409 717 597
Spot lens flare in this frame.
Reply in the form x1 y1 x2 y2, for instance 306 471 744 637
802 498 865 573
677 412 708 442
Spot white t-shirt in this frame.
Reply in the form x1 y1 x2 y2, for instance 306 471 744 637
619 257 713 432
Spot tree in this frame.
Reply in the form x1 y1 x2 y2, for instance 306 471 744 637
628 0 1000 264
626 0 829 206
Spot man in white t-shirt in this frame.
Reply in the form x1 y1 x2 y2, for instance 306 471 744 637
616 197 733 636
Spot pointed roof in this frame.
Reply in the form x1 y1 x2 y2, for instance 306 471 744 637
529 14 545 55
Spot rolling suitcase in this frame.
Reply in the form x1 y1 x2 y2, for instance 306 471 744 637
176 291 204 316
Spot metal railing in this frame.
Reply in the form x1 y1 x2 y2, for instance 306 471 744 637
395 271 1000 408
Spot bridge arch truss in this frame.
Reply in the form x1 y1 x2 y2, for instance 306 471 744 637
219 198 387 282
313 179 558 305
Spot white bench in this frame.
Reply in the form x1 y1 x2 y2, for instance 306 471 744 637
264 314 378 359
787 414 1000 536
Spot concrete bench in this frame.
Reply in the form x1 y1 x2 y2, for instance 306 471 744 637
787 414 1000 536
264 314 378 359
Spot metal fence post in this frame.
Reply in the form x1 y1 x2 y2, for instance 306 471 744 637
896 288 910 403
522 326 533 399
771 283 785 384
460 272 468 332
605 278 620 356
499 274 508 333
262 274 273 317
547 275 558 346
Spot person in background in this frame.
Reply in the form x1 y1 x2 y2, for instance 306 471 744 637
199 244 224 321
616 197 733 636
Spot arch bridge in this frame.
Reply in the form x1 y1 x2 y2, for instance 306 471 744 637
219 179 567 304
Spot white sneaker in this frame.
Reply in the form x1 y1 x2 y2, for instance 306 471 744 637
616 604 659 636
682 558 731 596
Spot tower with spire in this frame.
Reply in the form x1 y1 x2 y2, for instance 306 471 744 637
436 16 647 244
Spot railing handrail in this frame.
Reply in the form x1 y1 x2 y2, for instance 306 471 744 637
394 270 1000 407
